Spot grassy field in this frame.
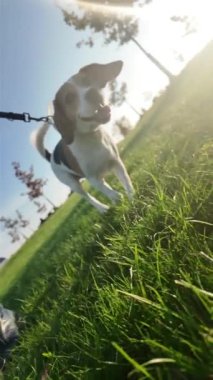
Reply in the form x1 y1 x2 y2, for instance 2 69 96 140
0 42 213 380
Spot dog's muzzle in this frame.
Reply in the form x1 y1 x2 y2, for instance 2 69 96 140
79 104 111 124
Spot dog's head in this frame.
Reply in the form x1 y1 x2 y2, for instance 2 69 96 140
53 60 123 144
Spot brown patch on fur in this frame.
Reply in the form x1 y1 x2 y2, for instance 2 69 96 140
53 83 78 144
79 61 123 87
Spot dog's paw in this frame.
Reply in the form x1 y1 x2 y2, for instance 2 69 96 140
111 191 123 204
127 186 135 201
98 204 110 214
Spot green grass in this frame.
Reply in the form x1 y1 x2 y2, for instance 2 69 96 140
0 42 213 380
0 193 82 299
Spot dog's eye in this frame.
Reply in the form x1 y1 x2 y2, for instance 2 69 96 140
85 88 103 105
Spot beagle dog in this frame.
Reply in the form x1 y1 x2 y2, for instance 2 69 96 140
31 61 134 213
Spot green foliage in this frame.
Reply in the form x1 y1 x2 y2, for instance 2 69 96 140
1 43 213 379
61 1 173 80
62 0 140 46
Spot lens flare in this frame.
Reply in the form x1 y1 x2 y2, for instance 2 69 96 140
55 0 213 41
55 0 141 17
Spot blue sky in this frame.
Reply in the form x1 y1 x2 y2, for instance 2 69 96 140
0 0 212 259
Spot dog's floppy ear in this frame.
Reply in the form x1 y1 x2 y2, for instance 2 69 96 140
53 98 76 144
79 60 123 87
53 84 77 144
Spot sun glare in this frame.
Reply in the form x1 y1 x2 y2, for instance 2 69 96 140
56 0 141 16
56 0 213 40
174 0 213 37
77 0 139 15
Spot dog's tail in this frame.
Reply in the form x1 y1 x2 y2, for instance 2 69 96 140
30 122 51 162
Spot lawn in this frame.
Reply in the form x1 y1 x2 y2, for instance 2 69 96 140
0 42 212 380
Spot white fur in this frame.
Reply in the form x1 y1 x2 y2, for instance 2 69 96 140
30 122 49 158
0 304 18 342
31 61 134 213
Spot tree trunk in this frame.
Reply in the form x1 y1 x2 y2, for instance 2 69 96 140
21 232 28 241
42 194 57 210
131 37 174 81
125 100 143 117
27 226 36 234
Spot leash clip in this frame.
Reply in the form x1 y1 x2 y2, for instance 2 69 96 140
23 113 31 122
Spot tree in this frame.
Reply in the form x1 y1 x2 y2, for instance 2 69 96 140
171 15 197 37
115 116 133 137
0 216 18 231
109 80 143 117
12 162 56 209
33 201 47 214
109 80 127 106
0 214 29 243
59 0 174 80
16 210 35 234
8 229 21 244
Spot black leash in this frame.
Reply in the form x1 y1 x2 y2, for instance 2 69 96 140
0 111 52 123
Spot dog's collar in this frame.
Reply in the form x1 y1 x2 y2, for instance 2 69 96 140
79 115 96 122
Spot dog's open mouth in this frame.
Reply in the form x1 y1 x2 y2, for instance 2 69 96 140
79 104 111 124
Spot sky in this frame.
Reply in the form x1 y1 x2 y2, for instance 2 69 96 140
0 0 213 260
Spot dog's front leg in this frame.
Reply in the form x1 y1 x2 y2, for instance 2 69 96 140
53 170 109 213
85 193 109 213
114 159 134 200
88 177 122 203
